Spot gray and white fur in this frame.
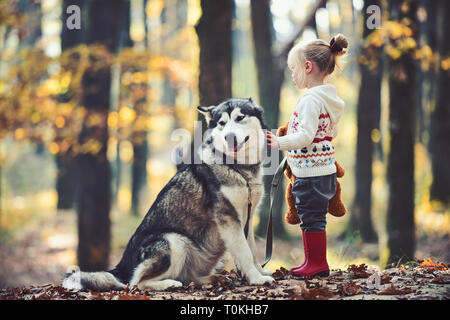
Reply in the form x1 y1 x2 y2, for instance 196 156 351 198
62 98 274 291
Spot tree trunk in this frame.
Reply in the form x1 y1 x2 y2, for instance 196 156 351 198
18 0 42 47
250 0 288 239
424 0 438 109
56 0 86 210
131 132 148 216
429 0 450 207
111 0 134 206
195 0 232 122
18 0 44 154
61 0 85 48
56 153 78 210
119 0 149 217
77 0 127 272
385 0 418 266
160 0 186 130
344 0 382 243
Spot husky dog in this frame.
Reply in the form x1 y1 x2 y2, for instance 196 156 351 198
62 98 274 291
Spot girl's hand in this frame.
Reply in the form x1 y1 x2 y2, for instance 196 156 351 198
265 130 280 149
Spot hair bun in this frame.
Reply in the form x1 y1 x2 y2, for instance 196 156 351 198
329 34 348 55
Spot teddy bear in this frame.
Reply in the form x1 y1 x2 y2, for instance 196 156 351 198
277 122 347 224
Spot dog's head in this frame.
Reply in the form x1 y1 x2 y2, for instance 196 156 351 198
198 98 267 164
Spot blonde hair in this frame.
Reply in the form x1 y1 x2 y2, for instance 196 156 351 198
287 34 348 76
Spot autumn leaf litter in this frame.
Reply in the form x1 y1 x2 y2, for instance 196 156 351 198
1 262 449 300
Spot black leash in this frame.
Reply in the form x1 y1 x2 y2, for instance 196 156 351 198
238 157 287 269
261 156 287 268
244 179 252 238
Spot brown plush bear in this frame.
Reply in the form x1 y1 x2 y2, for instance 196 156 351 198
277 122 347 225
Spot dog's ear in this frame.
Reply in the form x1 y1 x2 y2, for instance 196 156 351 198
248 100 267 130
197 105 215 123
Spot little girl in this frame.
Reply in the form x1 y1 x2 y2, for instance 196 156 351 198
266 34 348 277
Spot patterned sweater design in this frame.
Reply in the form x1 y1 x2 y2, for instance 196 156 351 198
277 84 344 178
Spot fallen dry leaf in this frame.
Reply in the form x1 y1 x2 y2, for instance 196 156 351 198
272 267 290 280
347 264 371 278
377 284 414 296
306 287 336 300
431 276 450 284
341 282 362 296
284 282 335 300
381 274 392 284
419 258 448 271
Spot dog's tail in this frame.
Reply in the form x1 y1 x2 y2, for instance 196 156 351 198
62 266 126 292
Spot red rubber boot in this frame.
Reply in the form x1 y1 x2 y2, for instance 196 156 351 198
291 231 330 277
290 230 307 272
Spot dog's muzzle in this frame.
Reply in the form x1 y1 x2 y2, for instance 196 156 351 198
225 133 249 152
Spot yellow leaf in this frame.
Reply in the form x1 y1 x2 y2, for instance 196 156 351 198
441 57 450 71
121 71 133 86
132 72 147 84
80 139 102 155
31 112 41 124
385 21 403 39
108 111 119 129
367 30 383 48
14 128 26 140
86 113 103 127
119 106 136 124
401 37 416 50
371 129 381 143
90 141 102 155
385 44 402 60
44 78 60 95
403 25 413 37
60 72 72 88
49 142 60 155
55 116 66 128
421 45 432 59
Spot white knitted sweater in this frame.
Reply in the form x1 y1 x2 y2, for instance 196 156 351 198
277 84 344 178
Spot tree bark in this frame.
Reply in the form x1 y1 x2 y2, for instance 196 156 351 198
429 0 450 207
345 0 382 243
56 0 86 210
195 0 232 109
250 0 288 239
385 0 418 266
61 0 85 48
17 0 42 47
77 0 127 271
56 153 78 210
131 132 148 216
18 0 44 154
119 0 149 217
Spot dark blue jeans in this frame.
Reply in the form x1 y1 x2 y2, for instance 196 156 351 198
291 173 337 232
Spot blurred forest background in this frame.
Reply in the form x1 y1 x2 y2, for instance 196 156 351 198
0 0 449 288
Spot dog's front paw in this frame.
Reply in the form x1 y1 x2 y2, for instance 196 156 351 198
248 275 274 285
256 264 274 276
260 269 274 276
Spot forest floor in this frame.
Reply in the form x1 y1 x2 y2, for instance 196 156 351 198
0 210 449 300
